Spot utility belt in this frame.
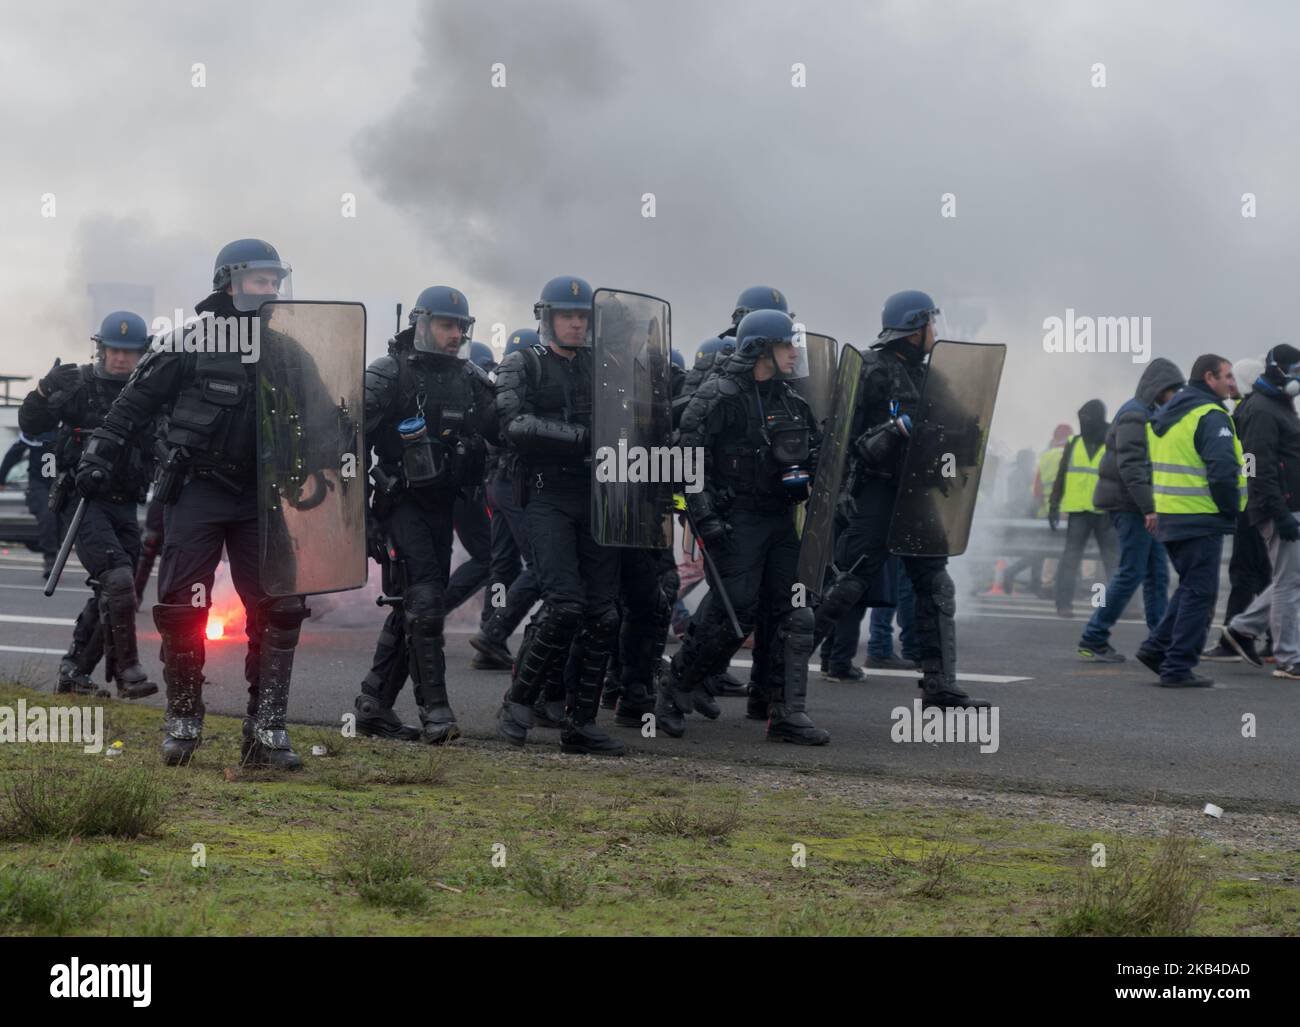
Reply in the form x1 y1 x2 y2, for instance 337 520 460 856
512 457 588 508
153 440 249 501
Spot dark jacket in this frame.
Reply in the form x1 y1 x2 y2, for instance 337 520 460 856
1093 358 1185 514
1235 382 1300 525
1147 380 1240 542
1048 398 1108 513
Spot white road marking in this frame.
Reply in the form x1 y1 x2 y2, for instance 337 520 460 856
0 645 64 655
962 610 1150 627
0 614 77 626
726 658 1029 684
0 582 90 593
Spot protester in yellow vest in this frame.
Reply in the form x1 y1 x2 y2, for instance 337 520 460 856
1134 354 1243 687
1033 423 1071 518
1048 400 1118 617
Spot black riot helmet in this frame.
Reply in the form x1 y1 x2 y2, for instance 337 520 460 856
212 238 292 313
735 310 804 380
534 276 593 348
90 310 150 380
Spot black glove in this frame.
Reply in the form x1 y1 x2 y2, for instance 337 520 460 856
1275 513 1300 542
39 359 81 401
75 460 110 500
1048 508 1060 532
75 432 120 500
366 511 388 563
695 515 731 548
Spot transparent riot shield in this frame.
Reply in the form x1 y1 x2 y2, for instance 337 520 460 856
590 288 675 549
791 330 838 427
794 341 866 599
256 301 368 596
887 340 1006 557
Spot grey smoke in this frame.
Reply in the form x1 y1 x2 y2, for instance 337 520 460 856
357 0 1300 454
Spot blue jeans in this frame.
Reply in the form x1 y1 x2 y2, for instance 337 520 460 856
867 559 920 660
1080 511 1169 648
1141 533 1222 680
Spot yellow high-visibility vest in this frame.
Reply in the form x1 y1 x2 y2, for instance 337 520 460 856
1059 437 1104 513
1147 403 1247 515
1036 447 1064 518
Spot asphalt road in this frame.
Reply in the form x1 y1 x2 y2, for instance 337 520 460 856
2 545 1296 813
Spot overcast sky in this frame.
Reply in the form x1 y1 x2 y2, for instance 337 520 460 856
2 0 1297 452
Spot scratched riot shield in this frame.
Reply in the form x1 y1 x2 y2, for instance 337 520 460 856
887 340 1006 557
795 341 866 599
256 300 367 596
790 330 838 427
590 288 674 549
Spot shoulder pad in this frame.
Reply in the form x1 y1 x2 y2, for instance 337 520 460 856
715 375 740 397
497 350 527 376
366 353 400 381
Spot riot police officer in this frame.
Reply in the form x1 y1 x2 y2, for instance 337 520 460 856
656 309 830 744
678 286 792 403
470 328 542 670
80 238 340 768
495 277 624 756
811 291 988 710
354 286 497 743
23 312 158 700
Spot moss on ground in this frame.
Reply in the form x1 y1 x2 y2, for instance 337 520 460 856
0 683 1295 936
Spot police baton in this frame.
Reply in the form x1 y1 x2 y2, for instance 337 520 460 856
678 497 745 640
44 496 87 597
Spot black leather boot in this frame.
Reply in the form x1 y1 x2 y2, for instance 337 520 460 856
240 599 306 770
154 604 207 766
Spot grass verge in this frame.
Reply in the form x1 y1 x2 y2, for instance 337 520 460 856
0 682 1295 936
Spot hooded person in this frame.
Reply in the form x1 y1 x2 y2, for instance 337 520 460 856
1048 399 1119 617
1219 344 1300 677
1076 359 1184 660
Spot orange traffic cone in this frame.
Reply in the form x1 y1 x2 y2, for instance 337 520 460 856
980 559 1008 597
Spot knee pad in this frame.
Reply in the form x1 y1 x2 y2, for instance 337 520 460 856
403 582 446 633
540 599 584 640
822 573 868 619
97 566 137 624
153 602 207 638
262 596 309 648
99 565 135 602
586 605 621 648
780 605 815 636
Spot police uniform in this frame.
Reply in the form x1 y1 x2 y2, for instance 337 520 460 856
22 331 157 699
658 309 829 744
355 317 497 743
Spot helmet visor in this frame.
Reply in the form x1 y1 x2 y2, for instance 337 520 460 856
413 311 473 358
230 261 293 313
